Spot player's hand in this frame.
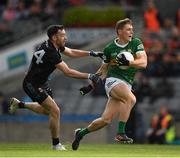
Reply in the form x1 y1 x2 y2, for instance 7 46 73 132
88 73 100 85
80 85 93 95
116 54 129 66
89 50 103 59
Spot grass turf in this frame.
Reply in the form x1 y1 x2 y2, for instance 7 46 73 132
0 143 180 157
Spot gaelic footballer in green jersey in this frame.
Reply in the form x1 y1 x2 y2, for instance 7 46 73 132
72 18 147 150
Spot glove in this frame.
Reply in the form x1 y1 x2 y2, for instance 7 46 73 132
116 54 129 66
88 74 100 85
89 50 103 59
80 84 93 95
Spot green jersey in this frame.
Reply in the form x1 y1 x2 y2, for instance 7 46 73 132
103 37 145 85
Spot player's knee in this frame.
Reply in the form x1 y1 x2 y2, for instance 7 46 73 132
51 106 60 118
130 95 136 107
125 94 136 108
55 107 60 116
102 116 112 124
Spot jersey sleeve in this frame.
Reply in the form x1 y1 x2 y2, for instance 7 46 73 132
134 38 145 54
49 51 62 66
102 47 110 63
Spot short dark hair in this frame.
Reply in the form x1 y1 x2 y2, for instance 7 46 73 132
115 18 132 33
47 25 64 39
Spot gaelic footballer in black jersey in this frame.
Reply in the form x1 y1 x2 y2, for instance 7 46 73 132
9 25 103 150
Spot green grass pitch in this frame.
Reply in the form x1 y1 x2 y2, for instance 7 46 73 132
0 143 180 157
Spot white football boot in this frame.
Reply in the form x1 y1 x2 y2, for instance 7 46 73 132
52 143 66 151
9 97 20 114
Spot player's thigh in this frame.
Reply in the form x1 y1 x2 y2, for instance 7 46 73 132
41 96 59 113
110 83 134 103
101 98 119 122
23 80 58 111
42 82 53 98
23 81 48 103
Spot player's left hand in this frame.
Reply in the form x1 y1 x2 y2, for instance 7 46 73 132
89 50 103 59
80 85 93 95
88 73 101 85
116 54 130 66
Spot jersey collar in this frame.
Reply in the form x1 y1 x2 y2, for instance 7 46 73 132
114 38 129 48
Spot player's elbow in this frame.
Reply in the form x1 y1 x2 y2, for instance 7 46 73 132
141 62 147 68
139 60 147 69
143 61 148 68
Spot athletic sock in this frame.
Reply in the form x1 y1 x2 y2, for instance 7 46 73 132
52 138 59 145
118 121 126 134
18 102 25 109
79 128 90 137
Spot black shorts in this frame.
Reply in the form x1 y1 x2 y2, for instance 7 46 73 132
23 79 53 104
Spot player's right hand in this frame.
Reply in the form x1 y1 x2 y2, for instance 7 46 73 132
88 74 100 85
89 50 103 59
116 54 130 66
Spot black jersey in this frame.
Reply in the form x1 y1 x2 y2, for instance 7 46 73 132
25 40 64 86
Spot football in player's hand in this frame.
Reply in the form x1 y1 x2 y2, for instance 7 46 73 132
117 51 134 69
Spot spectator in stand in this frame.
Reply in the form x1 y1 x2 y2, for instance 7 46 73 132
146 106 175 144
16 0 29 20
160 18 176 42
146 114 159 143
44 0 57 17
167 27 180 52
29 0 42 19
150 37 163 55
2 0 17 21
144 0 162 33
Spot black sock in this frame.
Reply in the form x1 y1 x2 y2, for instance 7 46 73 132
52 138 59 145
18 102 25 109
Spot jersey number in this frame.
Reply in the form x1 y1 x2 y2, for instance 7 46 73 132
34 50 45 64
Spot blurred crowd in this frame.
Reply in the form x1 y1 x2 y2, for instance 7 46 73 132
0 0 62 46
142 0 180 78
146 106 175 144
0 0 131 47
0 0 59 22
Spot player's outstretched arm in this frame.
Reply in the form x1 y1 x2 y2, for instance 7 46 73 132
55 61 100 84
63 47 103 58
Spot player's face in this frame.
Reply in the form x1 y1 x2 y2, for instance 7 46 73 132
117 24 133 43
55 29 67 48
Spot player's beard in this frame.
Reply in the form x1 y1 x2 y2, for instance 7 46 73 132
57 41 65 48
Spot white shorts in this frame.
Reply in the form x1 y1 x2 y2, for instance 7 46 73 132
105 77 132 97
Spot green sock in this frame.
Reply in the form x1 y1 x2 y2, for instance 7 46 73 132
79 128 90 137
118 121 126 134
